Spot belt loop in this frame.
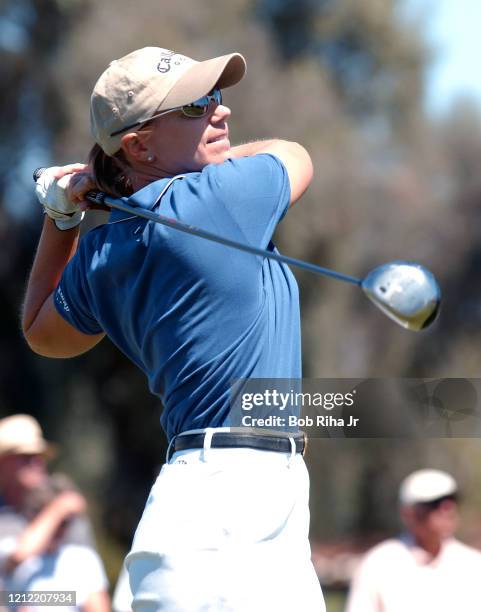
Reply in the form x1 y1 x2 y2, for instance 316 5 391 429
287 436 296 468
201 428 215 463
166 435 176 463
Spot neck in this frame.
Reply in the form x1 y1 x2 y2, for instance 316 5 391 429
129 163 174 192
414 533 443 558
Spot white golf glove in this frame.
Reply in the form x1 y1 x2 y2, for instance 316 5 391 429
35 167 85 230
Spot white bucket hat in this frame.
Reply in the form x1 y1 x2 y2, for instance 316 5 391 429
90 46 246 155
399 469 458 506
0 414 55 458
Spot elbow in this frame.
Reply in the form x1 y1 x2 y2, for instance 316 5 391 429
21 312 46 356
21 311 66 358
23 324 105 359
22 323 64 359
288 142 314 204
292 141 313 179
23 328 54 358
22 321 39 353
303 148 314 188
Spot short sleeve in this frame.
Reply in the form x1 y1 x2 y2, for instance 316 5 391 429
208 153 291 249
54 241 103 335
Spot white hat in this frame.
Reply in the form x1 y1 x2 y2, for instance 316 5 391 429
0 414 55 458
90 46 246 155
399 469 458 506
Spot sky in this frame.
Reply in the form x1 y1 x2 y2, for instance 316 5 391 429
409 0 481 116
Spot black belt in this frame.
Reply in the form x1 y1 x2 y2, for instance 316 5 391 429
172 431 306 455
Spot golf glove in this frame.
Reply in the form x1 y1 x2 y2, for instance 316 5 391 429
35 167 85 230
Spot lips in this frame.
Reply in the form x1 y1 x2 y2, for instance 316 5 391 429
207 132 228 144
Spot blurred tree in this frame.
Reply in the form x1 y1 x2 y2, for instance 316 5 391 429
257 0 428 130
0 0 81 416
257 0 326 60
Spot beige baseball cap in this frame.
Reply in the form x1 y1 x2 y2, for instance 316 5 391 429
399 469 458 506
0 414 55 458
90 46 246 155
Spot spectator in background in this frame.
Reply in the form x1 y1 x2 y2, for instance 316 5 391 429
0 414 110 611
346 469 481 612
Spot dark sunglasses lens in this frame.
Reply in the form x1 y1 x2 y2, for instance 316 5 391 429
418 495 458 514
182 89 222 117
183 104 208 117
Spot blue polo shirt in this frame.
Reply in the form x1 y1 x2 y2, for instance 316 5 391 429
54 154 301 440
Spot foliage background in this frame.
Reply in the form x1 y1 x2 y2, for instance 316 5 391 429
2 0 481 606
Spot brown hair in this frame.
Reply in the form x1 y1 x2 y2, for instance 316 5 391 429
88 143 134 198
88 123 155 197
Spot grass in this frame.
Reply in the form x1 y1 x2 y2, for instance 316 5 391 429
324 590 347 612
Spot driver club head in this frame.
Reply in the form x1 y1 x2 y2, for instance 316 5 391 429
361 261 441 331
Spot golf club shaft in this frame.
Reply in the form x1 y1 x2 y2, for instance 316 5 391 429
95 191 362 284
34 168 361 286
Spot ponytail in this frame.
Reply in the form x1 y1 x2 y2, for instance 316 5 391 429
88 143 134 198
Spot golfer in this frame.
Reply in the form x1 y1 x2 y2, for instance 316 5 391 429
22 47 324 611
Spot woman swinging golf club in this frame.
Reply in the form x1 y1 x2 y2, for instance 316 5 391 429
22 46 325 611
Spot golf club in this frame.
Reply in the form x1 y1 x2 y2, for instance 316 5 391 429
33 168 441 331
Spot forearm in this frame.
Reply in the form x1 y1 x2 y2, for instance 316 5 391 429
22 216 79 335
6 501 69 570
228 139 282 158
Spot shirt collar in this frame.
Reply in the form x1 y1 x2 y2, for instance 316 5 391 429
108 176 185 223
400 532 456 566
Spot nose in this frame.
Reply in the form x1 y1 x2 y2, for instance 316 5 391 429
211 103 231 124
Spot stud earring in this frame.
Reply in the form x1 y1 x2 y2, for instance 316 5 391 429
147 154 155 162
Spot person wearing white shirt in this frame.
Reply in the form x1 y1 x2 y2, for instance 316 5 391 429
346 469 481 612
0 415 110 612
6 543 108 612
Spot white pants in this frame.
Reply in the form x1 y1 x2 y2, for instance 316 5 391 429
126 438 325 612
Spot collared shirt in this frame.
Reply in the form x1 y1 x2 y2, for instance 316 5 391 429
54 154 300 440
346 536 481 612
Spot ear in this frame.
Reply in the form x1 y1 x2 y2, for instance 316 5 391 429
120 132 150 163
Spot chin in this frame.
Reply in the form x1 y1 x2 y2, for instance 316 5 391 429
193 148 230 170
212 148 233 165
206 139 231 161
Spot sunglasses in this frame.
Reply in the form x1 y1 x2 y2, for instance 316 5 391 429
415 494 458 515
110 89 223 137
